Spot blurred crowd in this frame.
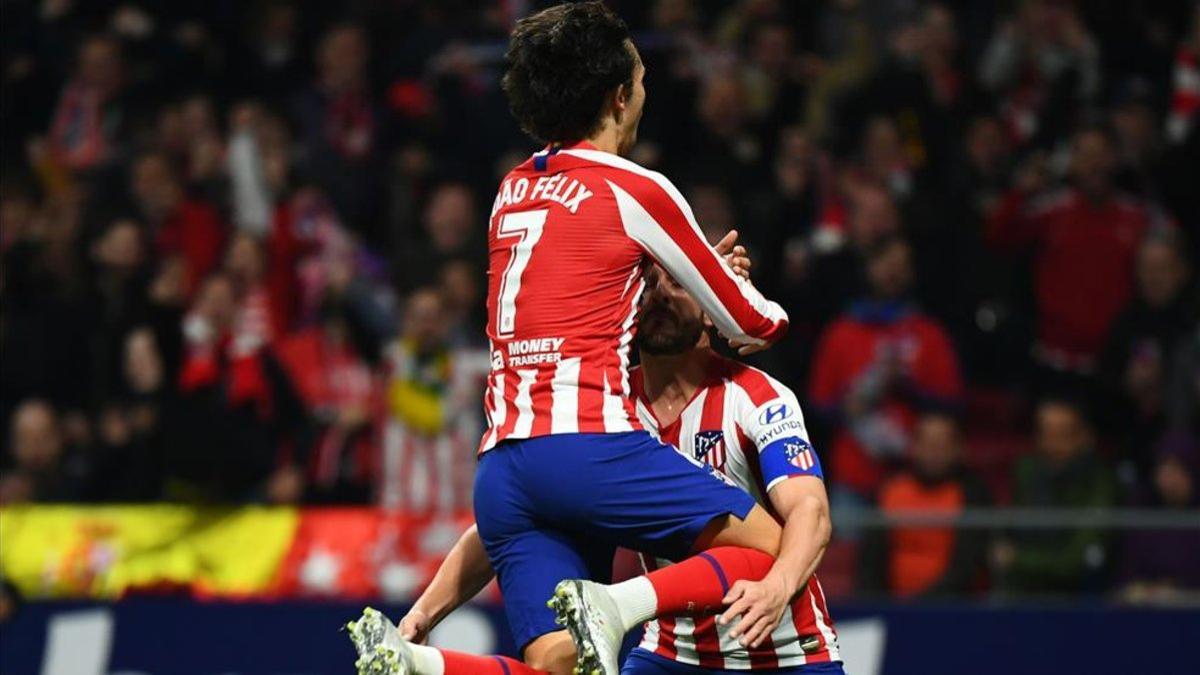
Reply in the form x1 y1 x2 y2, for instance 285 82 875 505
1 0 1198 599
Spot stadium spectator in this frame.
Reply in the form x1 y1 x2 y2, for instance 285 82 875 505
130 151 227 295
1098 228 1196 471
81 327 169 502
380 288 487 514
860 413 990 598
809 235 963 513
292 23 384 246
438 259 486 348
1119 433 1200 601
401 182 485 294
44 34 128 174
977 0 1101 147
0 400 85 503
276 301 378 504
993 397 1117 595
986 126 1168 393
166 274 312 503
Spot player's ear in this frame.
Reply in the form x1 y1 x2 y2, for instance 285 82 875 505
612 83 630 120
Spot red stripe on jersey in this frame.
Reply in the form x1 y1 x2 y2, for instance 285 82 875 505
748 635 781 669
692 616 725 669
528 369 554 438
492 373 517 441
731 365 784 408
577 361 607 434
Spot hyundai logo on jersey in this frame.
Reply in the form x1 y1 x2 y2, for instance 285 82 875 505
760 403 792 425
785 439 816 471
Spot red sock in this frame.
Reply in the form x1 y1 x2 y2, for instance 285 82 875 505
440 650 548 675
647 546 775 615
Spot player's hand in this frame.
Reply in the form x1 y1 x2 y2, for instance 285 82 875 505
718 572 791 648
714 230 752 280
728 338 768 356
398 608 433 644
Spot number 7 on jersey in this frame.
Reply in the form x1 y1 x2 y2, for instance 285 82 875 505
495 209 548 337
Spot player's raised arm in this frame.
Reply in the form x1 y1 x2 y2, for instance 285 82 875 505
602 164 788 347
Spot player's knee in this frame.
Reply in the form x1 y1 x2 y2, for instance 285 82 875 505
523 630 576 674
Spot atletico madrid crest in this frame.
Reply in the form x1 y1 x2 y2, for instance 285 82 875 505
785 439 816 471
693 429 726 470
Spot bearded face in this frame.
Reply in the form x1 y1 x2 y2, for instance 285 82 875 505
636 266 706 355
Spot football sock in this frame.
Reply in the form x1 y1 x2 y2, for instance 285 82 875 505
607 546 776 631
414 646 548 675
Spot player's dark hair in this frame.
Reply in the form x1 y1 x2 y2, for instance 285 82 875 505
501 1 635 144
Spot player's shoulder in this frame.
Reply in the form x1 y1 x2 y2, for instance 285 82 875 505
717 356 798 408
556 147 681 202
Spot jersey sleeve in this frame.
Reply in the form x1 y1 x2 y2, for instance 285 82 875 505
733 374 823 493
605 171 788 346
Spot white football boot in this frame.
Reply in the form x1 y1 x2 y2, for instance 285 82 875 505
549 579 625 675
345 606 415 675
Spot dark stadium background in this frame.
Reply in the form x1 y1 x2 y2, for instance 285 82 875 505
1 1 1198 673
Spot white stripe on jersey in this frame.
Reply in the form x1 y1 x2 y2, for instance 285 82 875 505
614 275 643 417
671 617 701 667
771 605 806 663
550 357 581 434
812 579 841 662
602 372 633 432
511 369 537 438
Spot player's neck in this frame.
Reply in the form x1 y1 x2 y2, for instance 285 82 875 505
640 347 713 420
585 125 624 155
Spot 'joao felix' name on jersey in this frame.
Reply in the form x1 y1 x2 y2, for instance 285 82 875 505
491 173 594 216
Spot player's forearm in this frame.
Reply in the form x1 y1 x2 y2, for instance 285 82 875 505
411 524 496 625
765 493 831 594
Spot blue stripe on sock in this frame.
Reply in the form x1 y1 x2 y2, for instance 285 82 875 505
697 551 730 595
493 656 512 675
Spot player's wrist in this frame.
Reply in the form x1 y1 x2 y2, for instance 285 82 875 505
765 564 801 594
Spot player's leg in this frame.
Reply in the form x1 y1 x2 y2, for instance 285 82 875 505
531 432 783 673
346 607 559 675
408 631 574 675
471 443 615 674
596 510 780 630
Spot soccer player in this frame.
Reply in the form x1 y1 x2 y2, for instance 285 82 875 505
350 3 803 674
368 263 841 674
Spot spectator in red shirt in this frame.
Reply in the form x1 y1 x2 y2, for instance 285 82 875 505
130 151 227 296
987 126 1166 384
859 412 990 598
275 301 378 504
809 236 964 515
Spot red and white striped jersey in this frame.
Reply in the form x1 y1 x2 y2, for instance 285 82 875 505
477 142 788 453
632 356 840 670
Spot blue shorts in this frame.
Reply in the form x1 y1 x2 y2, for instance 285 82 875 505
473 431 757 653
622 648 847 674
